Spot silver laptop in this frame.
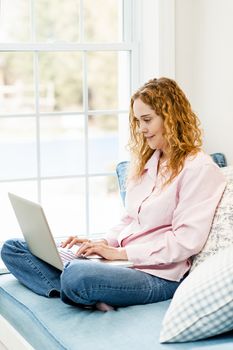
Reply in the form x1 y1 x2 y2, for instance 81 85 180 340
8 193 133 271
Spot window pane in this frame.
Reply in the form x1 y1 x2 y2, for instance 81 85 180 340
118 52 131 109
89 176 122 235
88 115 118 173
0 181 37 240
0 117 37 180
0 0 30 42
87 52 118 110
118 113 130 160
39 52 83 112
35 0 80 42
41 178 86 237
0 52 34 114
84 0 122 42
40 115 85 177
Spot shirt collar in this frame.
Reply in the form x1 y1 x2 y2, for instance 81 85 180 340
144 149 161 180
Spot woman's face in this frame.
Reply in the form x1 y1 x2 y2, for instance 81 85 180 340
133 98 167 153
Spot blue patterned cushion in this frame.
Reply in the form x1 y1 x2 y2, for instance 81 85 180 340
159 245 233 343
210 152 227 168
116 161 129 204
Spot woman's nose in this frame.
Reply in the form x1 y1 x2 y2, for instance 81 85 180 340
139 123 148 133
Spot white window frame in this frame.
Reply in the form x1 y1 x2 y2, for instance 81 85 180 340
133 0 175 85
0 0 175 239
0 0 139 239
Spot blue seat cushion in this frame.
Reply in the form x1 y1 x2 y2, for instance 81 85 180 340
0 274 232 350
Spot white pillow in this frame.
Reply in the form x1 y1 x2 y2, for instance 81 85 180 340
191 165 233 270
159 245 233 343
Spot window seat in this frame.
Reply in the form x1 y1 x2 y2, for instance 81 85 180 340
1 152 232 349
0 273 232 350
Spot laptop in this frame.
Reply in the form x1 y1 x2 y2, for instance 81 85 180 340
8 193 133 271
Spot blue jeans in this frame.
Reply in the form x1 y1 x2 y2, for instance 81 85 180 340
1 239 183 308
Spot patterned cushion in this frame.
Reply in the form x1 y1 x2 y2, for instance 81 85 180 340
210 152 227 167
191 166 233 270
116 161 129 204
159 245 233 343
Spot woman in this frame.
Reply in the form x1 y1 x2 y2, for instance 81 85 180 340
1 77 226 311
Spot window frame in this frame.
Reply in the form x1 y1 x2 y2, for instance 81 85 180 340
0 0 173 239
0 0 143 239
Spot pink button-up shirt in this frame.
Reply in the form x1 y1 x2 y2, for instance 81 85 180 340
105 150 226 281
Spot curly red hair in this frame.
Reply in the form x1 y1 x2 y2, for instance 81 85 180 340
128 77 202 185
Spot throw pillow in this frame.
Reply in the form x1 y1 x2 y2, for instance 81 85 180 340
191 165 233 270
159 244 233 343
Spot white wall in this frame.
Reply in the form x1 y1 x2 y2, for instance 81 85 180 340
175 0 233 164
137 0 175 83
135 0 160 85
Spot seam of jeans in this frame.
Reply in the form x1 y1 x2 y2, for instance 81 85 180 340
76 276 179 294
75 287 153 305
8 240 25 254
78 279 180 297
24 255 58 293
77 284 155 296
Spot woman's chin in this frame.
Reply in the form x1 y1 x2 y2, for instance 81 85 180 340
147 141 157 150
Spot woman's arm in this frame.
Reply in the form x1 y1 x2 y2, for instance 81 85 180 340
124 163 226 266
76 242 128 260
60 235 128 260
60 236 108 248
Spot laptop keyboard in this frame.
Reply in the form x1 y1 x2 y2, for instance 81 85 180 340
57 244 102 264
57 247 79 264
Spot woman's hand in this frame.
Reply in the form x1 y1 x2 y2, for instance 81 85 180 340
60 235 109 249
60 235 90 249
76 241 128 261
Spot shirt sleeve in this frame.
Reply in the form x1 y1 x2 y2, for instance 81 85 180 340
125 163 226 265
105 211 133 247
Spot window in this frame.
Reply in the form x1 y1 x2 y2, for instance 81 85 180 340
0 0 138 240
